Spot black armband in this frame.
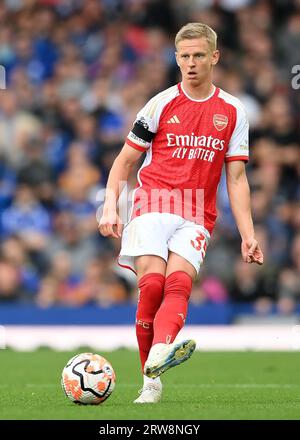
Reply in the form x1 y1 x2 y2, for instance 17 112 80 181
132 119 155 143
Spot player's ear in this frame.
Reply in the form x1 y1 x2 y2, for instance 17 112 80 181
175 52 179 66
211 49 220 66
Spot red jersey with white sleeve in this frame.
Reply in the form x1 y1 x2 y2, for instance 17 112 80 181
126 83 249 234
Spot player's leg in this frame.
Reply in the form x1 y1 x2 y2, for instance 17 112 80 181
135 255 166 370
152 252 196 345
133 255 166 403
118 213 175 373
118 213 176 403
144 253 196 378
144 223 209 379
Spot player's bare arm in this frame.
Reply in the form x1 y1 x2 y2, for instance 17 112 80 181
98 143 143 239
225 160 264 265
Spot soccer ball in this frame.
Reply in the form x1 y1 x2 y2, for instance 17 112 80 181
61 352 116 405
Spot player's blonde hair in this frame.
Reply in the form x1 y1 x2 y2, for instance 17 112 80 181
175 23 217 52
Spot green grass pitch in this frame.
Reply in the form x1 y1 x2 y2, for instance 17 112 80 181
1 348 300 420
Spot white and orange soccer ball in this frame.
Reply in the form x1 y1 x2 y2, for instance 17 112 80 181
61 352 116 405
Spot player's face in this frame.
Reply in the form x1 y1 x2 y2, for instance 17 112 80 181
175 38 219 85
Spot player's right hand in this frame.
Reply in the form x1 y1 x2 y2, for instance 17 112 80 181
98 212 123 239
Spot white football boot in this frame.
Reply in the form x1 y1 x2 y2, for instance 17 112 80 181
133 376 162 404
144 339 196 379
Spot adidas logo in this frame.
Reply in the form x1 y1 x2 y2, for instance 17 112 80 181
167 115 180 124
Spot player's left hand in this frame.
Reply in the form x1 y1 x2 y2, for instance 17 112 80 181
241 238 264 265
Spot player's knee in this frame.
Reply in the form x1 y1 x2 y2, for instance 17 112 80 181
135 256 166 279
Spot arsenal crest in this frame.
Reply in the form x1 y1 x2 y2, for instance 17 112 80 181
213 114 228 131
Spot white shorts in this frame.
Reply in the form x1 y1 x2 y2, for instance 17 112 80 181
118 212 210 275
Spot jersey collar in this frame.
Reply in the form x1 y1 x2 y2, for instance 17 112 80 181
179 82 217 102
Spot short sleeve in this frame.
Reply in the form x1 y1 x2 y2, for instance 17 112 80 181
126 97 161 152
225 103 249 163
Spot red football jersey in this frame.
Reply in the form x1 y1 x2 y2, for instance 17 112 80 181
126 83 249 234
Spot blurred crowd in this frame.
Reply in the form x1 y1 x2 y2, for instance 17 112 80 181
0 0 299 315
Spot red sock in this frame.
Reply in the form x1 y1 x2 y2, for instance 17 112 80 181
135 273 165 371
152 271 192 345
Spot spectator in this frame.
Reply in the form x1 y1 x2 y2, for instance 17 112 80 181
1 235 40 299
45 210 98 276
0 258 21 302
277 233 300 315
1 183 51 250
